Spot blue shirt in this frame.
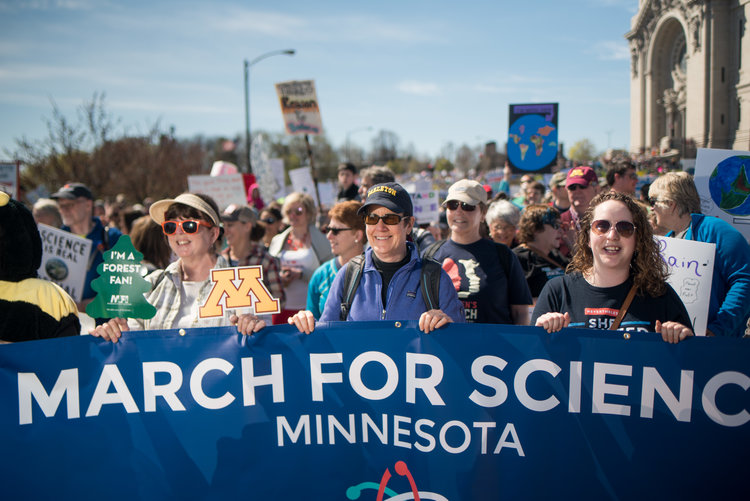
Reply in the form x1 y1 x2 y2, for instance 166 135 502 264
307 258 341 319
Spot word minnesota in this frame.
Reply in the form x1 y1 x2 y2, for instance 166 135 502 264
16 352 749 429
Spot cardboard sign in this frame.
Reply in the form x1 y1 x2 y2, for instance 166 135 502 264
187 174 246 212
288 166 319 206
694 148 750 242
86 235 156 319
0 162 18 199
275 80 323 136
37 224 92 302
656 235 715 336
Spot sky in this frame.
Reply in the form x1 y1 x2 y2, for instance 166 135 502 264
0 0 638 162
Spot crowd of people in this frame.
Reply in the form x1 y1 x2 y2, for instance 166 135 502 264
2 157 749 344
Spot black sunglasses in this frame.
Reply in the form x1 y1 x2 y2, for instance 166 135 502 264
444 200 477 212
567 184 588 191
261 217 277 224
648 197 668 207
364 213 407 225
591 220 636 238
162 220 212 235
325 226 352 235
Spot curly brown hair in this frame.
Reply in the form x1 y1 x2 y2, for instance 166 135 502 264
517 204 560 244
568 191 668 297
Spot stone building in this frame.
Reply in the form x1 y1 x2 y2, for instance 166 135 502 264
626 0 749 158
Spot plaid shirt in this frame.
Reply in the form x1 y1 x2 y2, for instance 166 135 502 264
221 243 285 308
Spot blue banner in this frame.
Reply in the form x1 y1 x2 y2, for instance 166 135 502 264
1 322 748 499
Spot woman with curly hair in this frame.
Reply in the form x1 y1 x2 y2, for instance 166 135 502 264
531 191 693 343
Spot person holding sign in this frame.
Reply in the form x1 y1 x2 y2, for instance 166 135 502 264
89 193 266 341
287 183 464 334
648 171 750 337
532 191 693 343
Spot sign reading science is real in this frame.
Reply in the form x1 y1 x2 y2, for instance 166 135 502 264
37 223 91 302
2 322 748 499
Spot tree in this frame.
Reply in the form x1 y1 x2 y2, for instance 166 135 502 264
568 138 598 164
370 129 400 164
454 144 478 176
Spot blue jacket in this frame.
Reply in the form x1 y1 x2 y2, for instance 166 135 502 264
62 217 122 300
673 214 750 336
319 243 465 323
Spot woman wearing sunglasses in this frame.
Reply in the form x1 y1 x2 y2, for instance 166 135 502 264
269 192 333 324
306 200 365 319
532 191 693 343
287 182 464 334
89 193 266 341
513 204 568 301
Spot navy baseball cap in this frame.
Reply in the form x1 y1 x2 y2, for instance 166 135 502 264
358 182 413 217
50 183 93 200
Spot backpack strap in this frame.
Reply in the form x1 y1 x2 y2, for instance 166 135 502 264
422 239 445 260
340 254 366 321
420 257 442 311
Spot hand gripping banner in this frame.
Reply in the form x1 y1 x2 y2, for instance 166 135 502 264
1 322 748 499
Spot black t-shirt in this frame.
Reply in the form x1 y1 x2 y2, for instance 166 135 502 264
531 272 693 332
337 183 360 202
430 239 532 323
372 252 411 307
512 246 568 298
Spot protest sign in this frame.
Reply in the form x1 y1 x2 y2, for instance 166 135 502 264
404 180 439 224
656 236 715 336
275 80 323 136
694 148 750 242
187 174 246 211
250 135 281 205
288 166 319 206
0 161 19 198
37 223 92 302
2 323 748 500
507 103 559 173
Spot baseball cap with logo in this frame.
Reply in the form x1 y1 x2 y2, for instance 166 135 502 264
549 171 568 188
50 183 93 200
445 179 488 206
357 182 413 217
565 166 598 188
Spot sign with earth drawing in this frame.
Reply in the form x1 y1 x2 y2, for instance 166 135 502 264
694 148 750 243
507 103 559 173
37 223 92 302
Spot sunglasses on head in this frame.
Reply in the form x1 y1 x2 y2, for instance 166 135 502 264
540 209 560 229
162 220 212 235
591 220 636 238
325 226 352 235
567 184 588 191
444 200 477 212
364 213 407 225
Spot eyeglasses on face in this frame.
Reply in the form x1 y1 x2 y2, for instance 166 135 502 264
591 220 636 238
444 200 477 212
325 226 352 235
567 184 588 191
286 206 305 216
648 197 669 207
364 213 407 225
261 217 277 224
162 219 213 235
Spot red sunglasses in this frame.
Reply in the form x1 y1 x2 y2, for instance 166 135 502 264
162 220 213 235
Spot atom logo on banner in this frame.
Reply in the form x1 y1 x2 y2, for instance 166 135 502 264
345 460 447 501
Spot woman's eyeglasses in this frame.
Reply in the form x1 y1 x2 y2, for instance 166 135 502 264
286 207 305 216
261 217 277 224
591 220 636 238
364 213 407 225
325 227 352 235
648 197 668 207
162 220 212 235
444 200 477 212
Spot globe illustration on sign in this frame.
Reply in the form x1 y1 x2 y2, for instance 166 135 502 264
708 155 750 216
45 258 69 281
508 114 558 171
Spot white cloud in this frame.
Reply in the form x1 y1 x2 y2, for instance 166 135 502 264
397 80 441 96
592 41 630 61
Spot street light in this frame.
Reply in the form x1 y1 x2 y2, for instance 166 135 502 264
244 49 295 174
345 126 373 161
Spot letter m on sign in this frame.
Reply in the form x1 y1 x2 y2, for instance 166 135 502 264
199 266 281 318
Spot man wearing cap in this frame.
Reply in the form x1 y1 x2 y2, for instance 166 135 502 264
426 180 533 324
336 162 361 202
220 204 284 312
559 166 599 258
51 182 122 311
287 182 464 334
548 171 570 214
